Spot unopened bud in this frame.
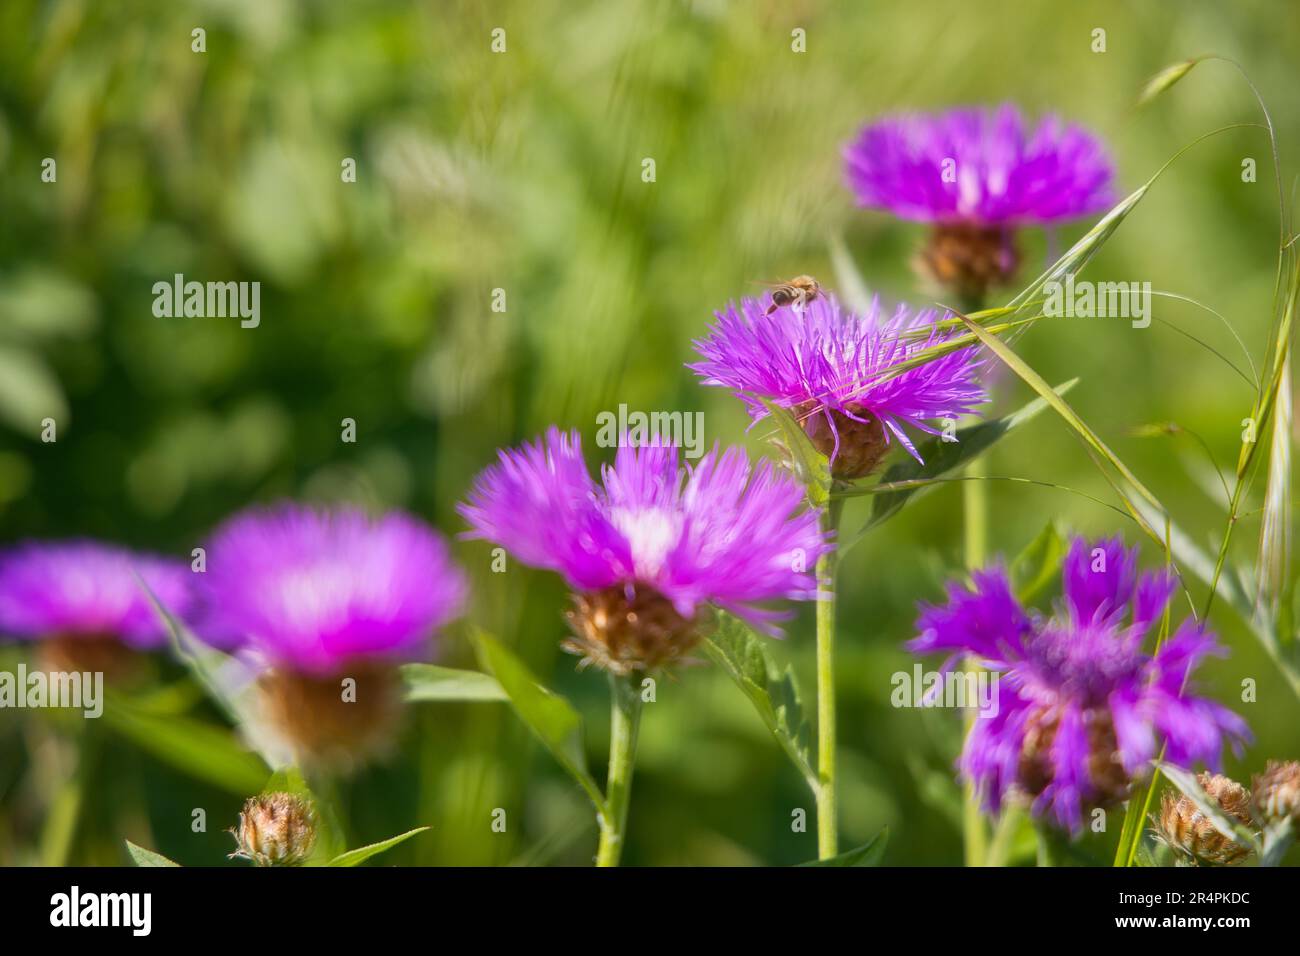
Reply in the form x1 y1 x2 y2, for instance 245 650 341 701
1155 773 1254 866
230 792 318 866
1252 760 1300 824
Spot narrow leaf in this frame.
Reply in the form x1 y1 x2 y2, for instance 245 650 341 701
327 827 431 867
859 379 1077 530
102 691 269 796
473 631 604 811
703 613 816 790
1010 521 1067 603
400 663 507 702
798 827 889 866
125 841 181 867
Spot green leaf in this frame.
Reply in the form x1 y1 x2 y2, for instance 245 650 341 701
125 840 181 867
327 827 431 867
798 828 888 866
1009 521 1066 603
400 663 507 702
856 380 1077 531
473 631 605 811
101 691 269 795
703 613 816 791
758 398 831 508
1156 763 1260 851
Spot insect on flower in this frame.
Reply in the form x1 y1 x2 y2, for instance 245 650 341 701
764 275 824 315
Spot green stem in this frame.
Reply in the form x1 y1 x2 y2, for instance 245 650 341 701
961 458 989 866
595 673 642 867
959 292 989 867
815 496 844 859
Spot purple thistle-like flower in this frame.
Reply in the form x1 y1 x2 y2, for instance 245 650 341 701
689 294 986 478
844 104 1115 301
199 503 467 677
910 536 1249 833
844 104 1114 226
0 540 193 650
459 429 829 672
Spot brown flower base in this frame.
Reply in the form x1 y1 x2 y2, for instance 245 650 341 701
1017 705 1132 810
917 222 1020 303
797 402 889 480
258 664 403 770
564 586 704 675
37 635 144 684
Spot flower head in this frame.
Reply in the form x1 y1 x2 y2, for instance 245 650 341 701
199 503 467 768
459 430 829 672
0 539 193 651
844 104 1114 226
689 294 985 478
910 535 1249 832
844 104 1114 300
200 503 466 676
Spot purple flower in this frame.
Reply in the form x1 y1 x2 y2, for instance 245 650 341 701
0 540 193 649
688 294 985 478
844 104 1115 301
459 429 829 672
199 503 466 677
910 536 1249 832
844 104 1114 226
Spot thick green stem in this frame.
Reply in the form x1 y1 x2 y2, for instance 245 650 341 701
595 673 643 867
815 496 844 859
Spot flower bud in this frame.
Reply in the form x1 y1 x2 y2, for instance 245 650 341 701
230 792 317 867
1155 773 1254 866
1252 759 1300 824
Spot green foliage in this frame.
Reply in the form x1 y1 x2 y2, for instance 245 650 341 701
703 613 816 792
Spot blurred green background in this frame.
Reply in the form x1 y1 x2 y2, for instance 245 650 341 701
1 0 1298 866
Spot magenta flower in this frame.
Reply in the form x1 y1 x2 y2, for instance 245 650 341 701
909 536 1249 832
199 503 467 768
844 104 1114 299
689 294 985 478
200 503 466 676
459 429 829 673
0 540 192 649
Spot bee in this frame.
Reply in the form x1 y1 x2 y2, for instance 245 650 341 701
764 275 823 315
